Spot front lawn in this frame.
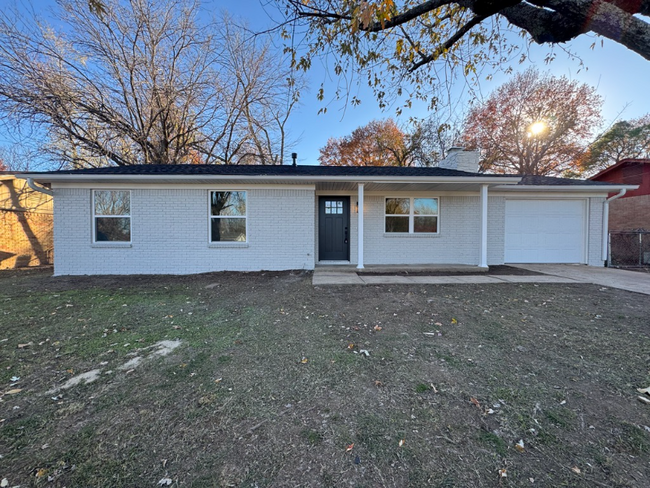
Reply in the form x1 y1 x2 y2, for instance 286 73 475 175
1 269 649 487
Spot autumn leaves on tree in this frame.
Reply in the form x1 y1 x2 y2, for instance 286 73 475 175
320 68 649 176
462 69 603 176
286 1 650 176
319 119 430 167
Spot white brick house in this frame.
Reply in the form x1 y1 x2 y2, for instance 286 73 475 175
20 152 636 275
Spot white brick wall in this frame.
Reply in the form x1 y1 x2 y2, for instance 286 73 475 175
587 197 605 266
487 197 506 265
361 195 506 266
52 186 606 275
53 187 315 275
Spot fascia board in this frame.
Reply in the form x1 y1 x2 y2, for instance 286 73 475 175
19 173 523 185
493 184 639 192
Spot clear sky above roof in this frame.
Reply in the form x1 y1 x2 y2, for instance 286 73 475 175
5 0 650 168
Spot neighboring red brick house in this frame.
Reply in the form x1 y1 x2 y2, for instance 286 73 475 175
0 173 53 269
590 159 650 231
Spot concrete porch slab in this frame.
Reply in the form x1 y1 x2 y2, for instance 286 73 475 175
312 272 365 285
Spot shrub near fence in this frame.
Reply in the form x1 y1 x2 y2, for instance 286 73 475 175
609 231 650 268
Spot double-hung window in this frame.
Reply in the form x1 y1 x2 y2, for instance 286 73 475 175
210 191 247 242
385 197 438 234
93 190 131 242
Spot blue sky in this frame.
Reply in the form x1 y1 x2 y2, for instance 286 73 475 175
4 0 650 167
219 0 650 164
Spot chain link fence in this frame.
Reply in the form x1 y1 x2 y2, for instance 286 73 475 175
609 231 650 268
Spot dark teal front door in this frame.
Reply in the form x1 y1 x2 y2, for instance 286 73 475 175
319 197 350 261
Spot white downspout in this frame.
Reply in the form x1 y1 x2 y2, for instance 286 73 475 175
601 189 627 263
26 178 54 196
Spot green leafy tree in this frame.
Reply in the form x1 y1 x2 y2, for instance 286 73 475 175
280 1 650 109
462 68 602 176
579 116 650 174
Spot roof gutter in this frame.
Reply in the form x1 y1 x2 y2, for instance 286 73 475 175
602 188 627 263
493 184 638 192
26 177 54 196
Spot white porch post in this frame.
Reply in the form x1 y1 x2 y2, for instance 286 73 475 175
357 183 364 269
479 184 488 268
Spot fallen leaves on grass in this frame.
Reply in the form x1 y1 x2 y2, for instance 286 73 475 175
5 389 22 395
470 397 481 409
638 396 650 405
571 466 581 474
374 380 383 387
300 357 308 364
373 325 382 331
451 318 458 325
347 343 355 349
515 440 525 452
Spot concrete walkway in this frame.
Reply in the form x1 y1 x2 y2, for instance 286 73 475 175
313 264 650 295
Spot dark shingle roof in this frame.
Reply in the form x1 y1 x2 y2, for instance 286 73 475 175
22 164 624 186
519 175 618 186
26 164 499 178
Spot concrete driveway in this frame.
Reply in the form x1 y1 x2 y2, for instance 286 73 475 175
511 264 650 295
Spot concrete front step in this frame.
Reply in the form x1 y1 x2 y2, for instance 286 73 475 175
315 264 488 274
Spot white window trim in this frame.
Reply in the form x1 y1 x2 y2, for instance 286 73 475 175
208 190 248 244
384 196 439 235
92 190 132 244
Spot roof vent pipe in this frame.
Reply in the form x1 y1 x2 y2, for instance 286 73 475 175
291 153 297 167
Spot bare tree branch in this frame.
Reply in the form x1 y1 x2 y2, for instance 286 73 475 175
0 0 301 168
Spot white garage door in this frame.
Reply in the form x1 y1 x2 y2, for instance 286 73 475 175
505 199 586 263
